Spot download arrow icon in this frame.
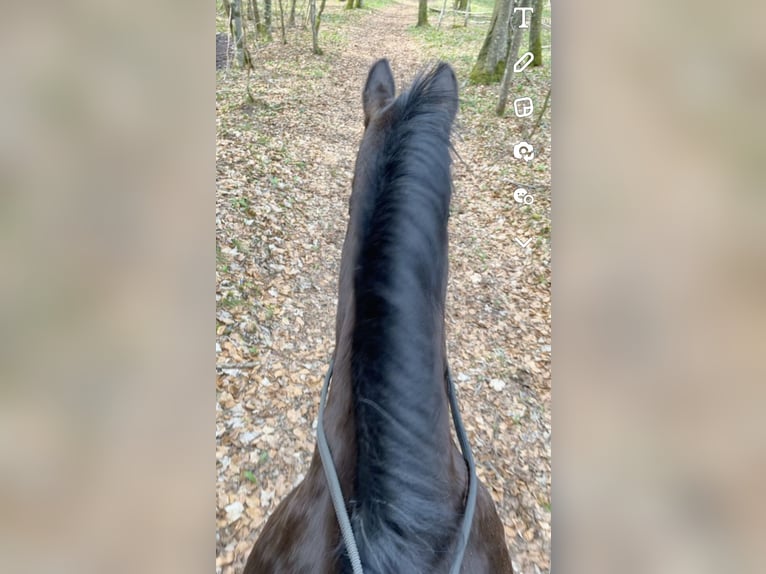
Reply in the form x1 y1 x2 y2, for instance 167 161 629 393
514 237 533 248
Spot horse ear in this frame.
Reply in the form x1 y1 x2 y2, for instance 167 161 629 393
428 62 459 124
363 59 395 127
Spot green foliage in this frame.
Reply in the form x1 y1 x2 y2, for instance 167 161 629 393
408 20 486 74
410 0 552 85
230 197 250 211
244 470 257 483
221 293 244 309
469 61 505 85
231 237 246 252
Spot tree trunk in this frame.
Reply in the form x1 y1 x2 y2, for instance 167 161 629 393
496 0 529 115
277 0 287 42
438 0 448 28
289 0 297 25
355 0 362 6
470 0 513 84
246 0 254 19
345 0 354 8
264 0 273 37
309 0 321 54
528 0 543 66
230 0 245 67
317 0 328 31
222 0 232 17
253 0 265 38
454 0 467 10
417 0 428 26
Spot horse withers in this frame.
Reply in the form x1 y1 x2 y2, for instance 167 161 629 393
243 59 513 574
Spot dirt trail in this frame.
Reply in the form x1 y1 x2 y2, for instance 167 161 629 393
216 3 551 573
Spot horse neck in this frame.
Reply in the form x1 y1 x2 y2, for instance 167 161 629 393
321 251 458 485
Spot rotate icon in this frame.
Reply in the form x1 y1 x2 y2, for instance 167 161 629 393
513 141 535 162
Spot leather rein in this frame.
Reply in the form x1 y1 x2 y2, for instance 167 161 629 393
316 355 478 574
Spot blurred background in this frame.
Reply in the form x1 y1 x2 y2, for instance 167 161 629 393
1 0 763 573
557 1 766 572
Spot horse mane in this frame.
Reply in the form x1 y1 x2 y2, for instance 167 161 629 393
346 62 461 573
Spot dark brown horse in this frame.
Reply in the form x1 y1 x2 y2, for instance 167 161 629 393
243 59 513 574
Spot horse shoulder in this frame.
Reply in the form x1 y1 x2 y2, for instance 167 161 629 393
243 465 340 574
460 482 515 574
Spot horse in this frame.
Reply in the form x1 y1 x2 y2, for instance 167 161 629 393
243 59 513 574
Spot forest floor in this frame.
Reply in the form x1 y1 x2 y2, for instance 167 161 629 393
216 1 551 572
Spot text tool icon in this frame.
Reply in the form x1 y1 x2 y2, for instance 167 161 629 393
513 7 533 28
513 188 534 205
513 141 535 162
513 97 534 117
513 52 534 73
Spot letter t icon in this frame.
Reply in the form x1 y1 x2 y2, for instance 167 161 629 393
514 7 533 28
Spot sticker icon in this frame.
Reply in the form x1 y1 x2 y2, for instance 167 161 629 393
513 52 535 73
513 188 534 205
513 97 534 117
513 141 535 162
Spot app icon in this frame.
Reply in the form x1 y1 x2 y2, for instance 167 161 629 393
513 52 535 73
513 141 535 162
513 97 534 117
513 188 534 205
513 6 533 28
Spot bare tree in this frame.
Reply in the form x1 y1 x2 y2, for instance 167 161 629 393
264 0 274 38
289 0 297 26
417 0 428 26
528 0 543 66
277 0 287 42
316 0 328 31
525 86 550 140
247 0 255 19
230 0 245 67
253 0 265 38
309 0 321 54
470 0 513 83
345 0 362 8
496 0 530 115
437 0 448 28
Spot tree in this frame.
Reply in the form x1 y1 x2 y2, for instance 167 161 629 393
316 0 329 31
229 0 245 67
264 0 273 38
496 0 530 115
288 0 297 26
417 0 428 26
528 0 543 66
470 0 513 84
253 0 265 38
309 0 321 54
345 0 362 9
277 0 287 43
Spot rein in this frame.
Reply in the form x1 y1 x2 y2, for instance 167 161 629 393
316 355 478 574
